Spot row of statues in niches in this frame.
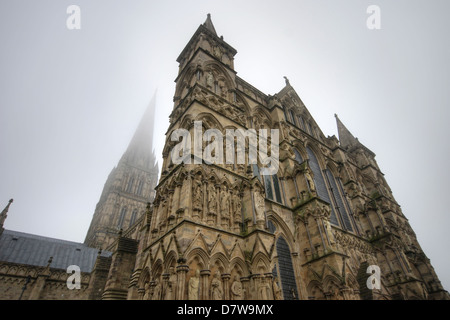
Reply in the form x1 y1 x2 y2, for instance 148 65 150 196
142 268 284 300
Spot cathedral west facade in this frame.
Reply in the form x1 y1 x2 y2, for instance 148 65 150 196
0 14 448 300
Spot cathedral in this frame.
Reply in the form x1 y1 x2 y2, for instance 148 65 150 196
0 14 448 300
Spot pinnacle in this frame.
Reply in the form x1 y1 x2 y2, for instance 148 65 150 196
203 13 218 36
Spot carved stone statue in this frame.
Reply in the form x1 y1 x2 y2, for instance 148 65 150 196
211 271 223 300
213 46 222 60
208 183 217 213
230 275 243 300
255 188 265 222
304 167 316 193
193 176 203 212
206 71 214 88
280 143 295 161
259 278 271 300
188 269 200 300
143 281 150 300
152 277 162 300
232 193 242 221
165 267 177 300
220 187 230 219
272 278 282 300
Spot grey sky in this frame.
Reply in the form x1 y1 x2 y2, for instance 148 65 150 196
1 0 449 292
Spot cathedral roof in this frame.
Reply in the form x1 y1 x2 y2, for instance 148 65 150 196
0 229 111 273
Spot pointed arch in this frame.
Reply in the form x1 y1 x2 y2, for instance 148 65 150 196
186 247 209 270
210 251 229 274
164 249 179 272
151 259 164 280
174 63 198 98
275 235 299 300
251 106 273 129
266 211 295 246
251 251 271 274
138 267 151 290
195 112 225 133
324 166 354 232
230 256 248 277
306 146 339 226
203 60 235 95
307 280 326 300
234 91 251 118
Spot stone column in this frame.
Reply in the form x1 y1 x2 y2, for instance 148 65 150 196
175 181 184 222
202 178 207 223
187 172 193 218
221 273 231 300
241 276 250 300
264 273 274 300
162 273 170 299
315 218 327 254
176 265 189 300
167 189 175 228
200 270 211 300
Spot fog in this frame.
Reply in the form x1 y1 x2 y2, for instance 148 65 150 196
0 0 449 291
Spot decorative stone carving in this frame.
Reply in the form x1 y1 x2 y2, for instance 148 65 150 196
272 278 282 300
152 277 162 300
206 71 214 89
208 183 217 214
193 175 203 213
188 269 200 300
220 186 230 220
211 271 223 300
303 167 316 194
231 275 243 300
164 267 177 300
254 188 266 224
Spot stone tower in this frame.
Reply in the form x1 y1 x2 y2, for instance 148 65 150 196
84 95 159 251
121 14 448 300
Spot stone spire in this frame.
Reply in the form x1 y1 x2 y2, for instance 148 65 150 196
335 114 375 157
121 91 158 171
84 92 159 250
335 114 359 150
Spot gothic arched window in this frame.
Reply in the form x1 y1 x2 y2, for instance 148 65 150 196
293 148 303 164
276 236 299 300
126 176 135 193
306 147 339 226
118 207 127 229
325 169 354 232
129 209 138 227
289 110 297 126
254 165 283 204
136 180 144 196
263 174 283 204
297 115 305 130
306 122 313 136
